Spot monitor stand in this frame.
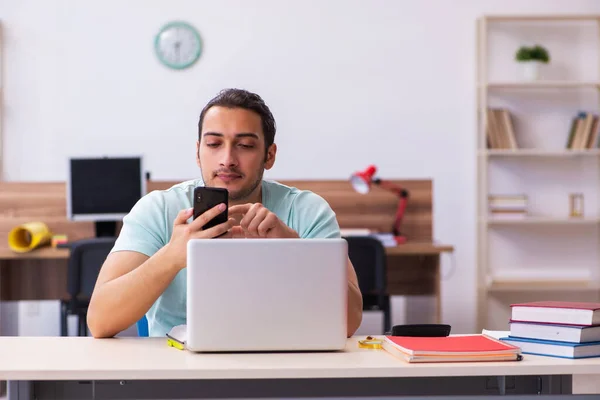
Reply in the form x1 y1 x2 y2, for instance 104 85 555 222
95 221 117 238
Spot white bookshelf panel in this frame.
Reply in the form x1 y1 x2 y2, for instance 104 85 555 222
487 224 600 283
486 20 599 83
487 157 599 219
486 90 598 151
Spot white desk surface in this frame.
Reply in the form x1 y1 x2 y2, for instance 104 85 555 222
1 336 600 381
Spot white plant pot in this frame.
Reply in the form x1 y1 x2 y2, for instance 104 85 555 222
520 61 542 81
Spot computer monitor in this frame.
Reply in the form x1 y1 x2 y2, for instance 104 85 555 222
67 156 146 237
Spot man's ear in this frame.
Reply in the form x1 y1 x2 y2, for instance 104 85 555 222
264 143 277 170
196 140 201 169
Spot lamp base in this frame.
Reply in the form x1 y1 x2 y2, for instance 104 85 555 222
394 235 407 245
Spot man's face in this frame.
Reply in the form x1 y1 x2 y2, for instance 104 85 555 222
197 106 276 202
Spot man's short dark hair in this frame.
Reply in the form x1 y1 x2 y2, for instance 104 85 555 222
198 89 276 154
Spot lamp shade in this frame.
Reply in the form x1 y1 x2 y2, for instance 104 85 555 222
350 165 377 194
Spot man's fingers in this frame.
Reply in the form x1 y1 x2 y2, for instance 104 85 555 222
189 203 227 230
225 226 245 239
240 204 262 231
174 208 193 225
229 204 253 216
195 218 235 239
247 207 269 236
257 213 278 236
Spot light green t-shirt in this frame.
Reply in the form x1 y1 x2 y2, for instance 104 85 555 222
110 179 341 337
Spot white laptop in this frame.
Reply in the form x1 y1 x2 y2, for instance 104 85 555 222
185 238 348 352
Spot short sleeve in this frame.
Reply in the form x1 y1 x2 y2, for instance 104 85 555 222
291 191 341 239
111 191 167 257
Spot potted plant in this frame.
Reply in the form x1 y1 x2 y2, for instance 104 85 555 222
515 45 550 81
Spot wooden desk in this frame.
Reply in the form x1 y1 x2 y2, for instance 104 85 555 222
0 179 453 323
0 336 597 399
0 243 453 323
0 242 452 260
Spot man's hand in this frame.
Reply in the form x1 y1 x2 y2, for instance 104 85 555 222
227 203 299 239
165 203 236 269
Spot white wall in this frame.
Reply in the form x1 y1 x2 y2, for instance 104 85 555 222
2 0 600 334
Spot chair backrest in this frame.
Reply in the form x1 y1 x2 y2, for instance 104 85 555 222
67 237 116 301
343 236 387 299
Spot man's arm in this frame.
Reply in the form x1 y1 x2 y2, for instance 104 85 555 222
346 258 363 337
88 205 235 338
87 248 180 338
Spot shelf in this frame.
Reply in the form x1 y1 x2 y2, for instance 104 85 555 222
483 15 600 22
488 280 600 292
484 217 600 225
481 149 600 157
483 81 600 89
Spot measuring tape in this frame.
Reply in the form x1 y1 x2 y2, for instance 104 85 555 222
358 336 383 349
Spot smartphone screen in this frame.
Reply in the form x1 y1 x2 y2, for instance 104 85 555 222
193 187 229 230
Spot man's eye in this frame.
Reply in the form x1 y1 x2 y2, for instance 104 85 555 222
239 144 254 149
206 143 220 148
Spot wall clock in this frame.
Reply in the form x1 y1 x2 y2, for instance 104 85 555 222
154 21 202 70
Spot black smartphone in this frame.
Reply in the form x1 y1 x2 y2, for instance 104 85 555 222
389 324 451 337
193 187 229 230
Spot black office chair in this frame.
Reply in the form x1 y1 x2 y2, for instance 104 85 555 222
344 236 391 334
60 237 116 336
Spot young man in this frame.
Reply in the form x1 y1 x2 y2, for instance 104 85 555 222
87 89 363 339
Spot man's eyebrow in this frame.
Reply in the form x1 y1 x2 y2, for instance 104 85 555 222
202 132 259 139
235 133 259 139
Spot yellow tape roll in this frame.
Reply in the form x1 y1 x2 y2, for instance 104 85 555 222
8 222 52 253
358 336 383 349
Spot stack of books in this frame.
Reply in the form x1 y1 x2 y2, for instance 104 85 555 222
566 111 600 150
382 334 522 363
488 194 528 219
500 301 600 359
486 108 518 150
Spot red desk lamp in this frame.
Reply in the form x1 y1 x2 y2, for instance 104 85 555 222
350 165 409 245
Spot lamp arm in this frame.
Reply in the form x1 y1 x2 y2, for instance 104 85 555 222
373 178 409 237
373 178 409 198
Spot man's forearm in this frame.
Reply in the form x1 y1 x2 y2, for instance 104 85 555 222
347 280 363 337
87 246 180 338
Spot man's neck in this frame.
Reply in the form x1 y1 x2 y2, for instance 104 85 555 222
229 184 262 206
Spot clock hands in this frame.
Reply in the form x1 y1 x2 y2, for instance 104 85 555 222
174 41 181 63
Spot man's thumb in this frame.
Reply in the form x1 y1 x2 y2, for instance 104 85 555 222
174 208 193 225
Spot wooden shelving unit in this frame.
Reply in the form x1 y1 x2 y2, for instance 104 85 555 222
476 14 600 331
488 280 600 292
484 81 600 89
484 217 600 226
480 149 600 157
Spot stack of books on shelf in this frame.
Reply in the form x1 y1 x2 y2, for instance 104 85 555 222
486 107 518 149
500 301 600 359
488 194 527 219
566 111 600 150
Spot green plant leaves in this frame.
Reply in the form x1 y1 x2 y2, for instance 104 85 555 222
515 45 550 63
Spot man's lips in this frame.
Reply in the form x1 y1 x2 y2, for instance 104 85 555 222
216 174 242 183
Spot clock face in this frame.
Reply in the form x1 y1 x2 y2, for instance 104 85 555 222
154 21 202 70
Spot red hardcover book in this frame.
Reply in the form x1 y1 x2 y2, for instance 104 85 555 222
511 301 600 326
382 334 521 363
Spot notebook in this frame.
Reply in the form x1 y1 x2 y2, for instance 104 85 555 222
382 334 522 363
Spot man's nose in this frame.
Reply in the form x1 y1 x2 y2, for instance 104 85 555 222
220 145 238 167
